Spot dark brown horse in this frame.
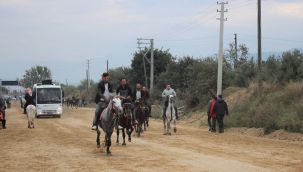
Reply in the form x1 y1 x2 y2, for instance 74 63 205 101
116 102 134 145
134 98 149 137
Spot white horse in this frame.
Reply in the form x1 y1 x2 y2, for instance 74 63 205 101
96 97 123 156
26 105 36 129
163 95 177 135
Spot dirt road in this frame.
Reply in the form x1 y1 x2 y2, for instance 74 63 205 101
1 103 303 172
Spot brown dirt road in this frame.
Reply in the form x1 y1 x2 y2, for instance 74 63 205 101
1 103 303 172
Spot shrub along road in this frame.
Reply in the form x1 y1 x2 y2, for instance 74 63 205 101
0 103 302 172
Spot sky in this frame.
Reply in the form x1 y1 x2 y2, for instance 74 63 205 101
0 0 302 85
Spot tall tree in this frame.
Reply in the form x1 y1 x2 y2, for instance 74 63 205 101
20 65 52 88
131 48 173 87
226 43 249 69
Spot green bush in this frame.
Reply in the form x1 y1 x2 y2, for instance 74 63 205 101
225 82 303 133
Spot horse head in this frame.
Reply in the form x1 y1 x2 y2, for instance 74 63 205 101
169 95 175 104
111 97 123 115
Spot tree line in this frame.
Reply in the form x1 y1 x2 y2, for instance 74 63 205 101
19 46 303 109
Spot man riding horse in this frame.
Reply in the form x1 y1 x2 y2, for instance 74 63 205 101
162 84 179 120
116 78 133 123
132 83 147 122
92 72 115 130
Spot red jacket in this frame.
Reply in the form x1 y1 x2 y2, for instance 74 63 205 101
210 99 216 118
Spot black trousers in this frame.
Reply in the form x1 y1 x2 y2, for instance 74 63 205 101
207 115 211 129
217 115 225 132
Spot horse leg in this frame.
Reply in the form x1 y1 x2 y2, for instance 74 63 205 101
106 132 112 156
144 119 147 131
173 119 177 133
167 121 171 135
122 128 126 146
116 128 119 144
96 128 101 148
163 118 167 135
127 127 132 142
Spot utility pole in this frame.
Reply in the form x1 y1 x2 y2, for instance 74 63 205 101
150 39 154 94
257 0 262 93
86 59 91 93
216 1 228 96
234 33 238 69
137 38 154 95
106 59 109 73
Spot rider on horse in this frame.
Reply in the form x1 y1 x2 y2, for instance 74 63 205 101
91 72 114 130
116 78 133 123
132 83 147 122
162 84 179 120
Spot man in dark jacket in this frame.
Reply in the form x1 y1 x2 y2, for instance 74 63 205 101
142 86 151 117
214 95 229 133
0 97 7 129
116 78 133 123
23 88 35 114
132 83 146 122
116 78 132 103
91 72 114 130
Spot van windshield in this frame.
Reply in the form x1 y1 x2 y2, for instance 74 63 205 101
36 88 61 104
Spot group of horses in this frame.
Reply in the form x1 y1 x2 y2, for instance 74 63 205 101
95 95 177 156
65 97 86 109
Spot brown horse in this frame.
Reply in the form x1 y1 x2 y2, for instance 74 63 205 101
116 102 134 145
134 98 149 137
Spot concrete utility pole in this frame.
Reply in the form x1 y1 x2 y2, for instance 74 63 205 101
257 0 262 93
216 1 228 96
106 59 109 73
137 38 154 95
150 39 154 94
234 33 238 69
86 59 91 92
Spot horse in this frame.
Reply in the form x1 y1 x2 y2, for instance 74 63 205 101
143 102 151 131
163 95 177 135
26 105 36 129
116 102 134 145
96 97 123 156
134 98 149 137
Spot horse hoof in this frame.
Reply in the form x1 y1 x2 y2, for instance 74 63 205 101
174 128 177 133
128 138 131 142
106 152 112 156
167 133 171 135
97 145 100 148
122 143 126 146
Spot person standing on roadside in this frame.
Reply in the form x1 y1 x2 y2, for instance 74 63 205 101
207 95 217 131
214 95 229 133
0 96 7 129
